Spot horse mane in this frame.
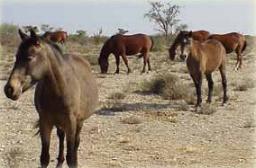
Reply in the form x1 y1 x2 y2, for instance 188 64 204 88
99 37 113 59
40 36 64 55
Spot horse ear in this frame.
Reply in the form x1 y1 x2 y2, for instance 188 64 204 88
18 29 28 41
30 28 37 39
29 28 41 47
188 31 193 37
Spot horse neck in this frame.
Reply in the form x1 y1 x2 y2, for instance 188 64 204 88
44 44 67 96
100 43 111 60
189 40 202 61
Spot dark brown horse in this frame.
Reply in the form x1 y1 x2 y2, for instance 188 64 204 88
169 30 210 60
98 33 153 74
4 29 98 168
208 32 247 70
43 31 68 44
170 31 228 108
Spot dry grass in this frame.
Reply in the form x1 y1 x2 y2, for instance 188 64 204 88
140 73 195 104
6 147 24 168
108 92 126 100
233 80 255 91
121 116 142 124
195 104 217 115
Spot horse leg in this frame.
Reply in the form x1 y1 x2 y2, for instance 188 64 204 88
121 54 131 74
235 50 242 71
39 119 53 168
145 51 152 72
74 122 83 163
191 73 202 107
66 117 77 168
56 128 65 168
114 55 120 74
141 53 147 73
206 73 214 103
147 57 151 71
219 65 228 104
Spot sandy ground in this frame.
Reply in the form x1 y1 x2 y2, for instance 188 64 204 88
0 43 256 168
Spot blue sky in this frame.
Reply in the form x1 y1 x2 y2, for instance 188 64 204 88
1 0 255 35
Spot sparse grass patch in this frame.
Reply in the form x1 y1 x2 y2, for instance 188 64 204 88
195 104 217 115
243 121 256 128
151 37 166 52
6 147 24 168
108 92 126 100
97 100 128 115
121 116 142 124
140 73 195 104
233 80 255 91
84 54 99 66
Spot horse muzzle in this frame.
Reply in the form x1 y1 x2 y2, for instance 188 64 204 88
180 54 187 61
4 83 22 101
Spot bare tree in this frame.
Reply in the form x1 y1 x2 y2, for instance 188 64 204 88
144 1 181 40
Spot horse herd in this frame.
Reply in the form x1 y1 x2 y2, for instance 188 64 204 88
3 28 247 168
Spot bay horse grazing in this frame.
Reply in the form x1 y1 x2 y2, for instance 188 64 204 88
170 31 228 108
98 33 153 74
4 29 98 168
208 32 247 71
43 31 68 44
169 30 210 59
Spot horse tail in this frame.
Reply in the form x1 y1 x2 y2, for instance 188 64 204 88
241 40 247 53
150 36 154 51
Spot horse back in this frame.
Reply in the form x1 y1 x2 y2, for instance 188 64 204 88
69 55 99 117
35 54 98 122
202 39 226 72
112 34 152 55
208 32 244 53
192 30 210 42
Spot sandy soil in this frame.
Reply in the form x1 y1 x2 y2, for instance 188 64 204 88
0 43 256 168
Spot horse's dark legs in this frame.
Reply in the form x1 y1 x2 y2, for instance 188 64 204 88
191 73 202 107
142 52 151 73
206 73 214 103
56 128 65 168
74 122 83 163
219 65 228 104
114 55 120 74
147 58 151 71
66 119 77 168
121 54 131 74
235 49 242 71
142 53 147 73
40 119 53 168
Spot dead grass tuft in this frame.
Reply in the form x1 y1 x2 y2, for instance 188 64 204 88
121 116 142 124
108 92 126 100
195 104 217 115
140 73 195 104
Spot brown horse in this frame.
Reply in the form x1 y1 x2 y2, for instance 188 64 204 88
4 29 98 168
170 31 228 108
169 30 210 60
43 31 68 44
98 33 153 74
208 32 247 70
